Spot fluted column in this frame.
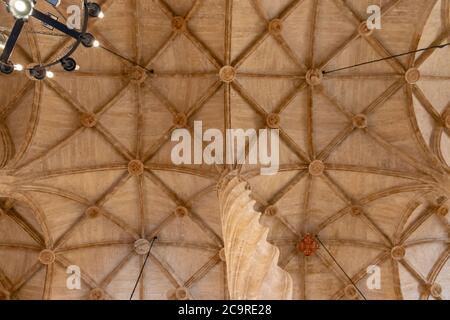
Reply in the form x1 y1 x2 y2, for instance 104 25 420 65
218 176 293 300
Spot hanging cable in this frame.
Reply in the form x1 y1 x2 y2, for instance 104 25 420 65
99 44 154 74
129 236 157 300
323 42 450 75
315 235 368 300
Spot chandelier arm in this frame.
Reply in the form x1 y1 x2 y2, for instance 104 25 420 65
31 8 81 40
1 0 91 73
37 0 89 69
0 19 24 63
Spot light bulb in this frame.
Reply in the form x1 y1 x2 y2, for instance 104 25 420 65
46 70 54 78
98 11 104 19
14 0 27 12
93 40 100 48
14 64 23 71
8 0 34 19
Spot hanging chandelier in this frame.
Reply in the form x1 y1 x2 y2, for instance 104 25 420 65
0 0 103 80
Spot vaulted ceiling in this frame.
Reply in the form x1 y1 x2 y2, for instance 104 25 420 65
0 0 449 300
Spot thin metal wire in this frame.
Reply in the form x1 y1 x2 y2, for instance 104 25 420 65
99 44 155 74
323 42 450 74
129 237 157 300
315 235 368 300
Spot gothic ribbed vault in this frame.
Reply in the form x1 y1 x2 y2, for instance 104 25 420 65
0 0 449 300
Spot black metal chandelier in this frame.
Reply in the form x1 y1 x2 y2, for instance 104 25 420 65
0 0 103 79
